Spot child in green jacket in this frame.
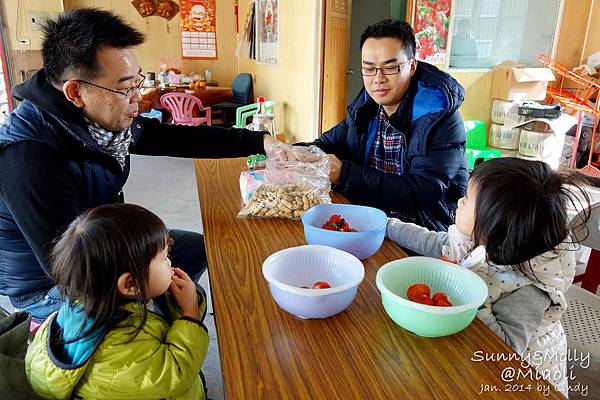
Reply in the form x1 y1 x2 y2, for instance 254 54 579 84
26 204 209 399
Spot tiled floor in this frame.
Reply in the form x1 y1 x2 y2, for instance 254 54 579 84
124 155 224 400
0 155 225 400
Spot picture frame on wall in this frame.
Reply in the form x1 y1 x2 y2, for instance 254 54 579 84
255 0 278 65
411 0 451 66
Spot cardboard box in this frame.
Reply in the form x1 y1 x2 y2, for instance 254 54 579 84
491 61 555 101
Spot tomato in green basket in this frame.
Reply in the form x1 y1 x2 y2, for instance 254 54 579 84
407 283 430 300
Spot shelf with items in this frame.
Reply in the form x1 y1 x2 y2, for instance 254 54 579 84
538 54 600 178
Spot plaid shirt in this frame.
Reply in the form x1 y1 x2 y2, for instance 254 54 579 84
368 106 405 175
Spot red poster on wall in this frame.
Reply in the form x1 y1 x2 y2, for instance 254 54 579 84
412 0 451 65
180 0 218 59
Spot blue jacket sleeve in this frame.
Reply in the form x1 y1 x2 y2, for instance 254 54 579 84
334 111 465 211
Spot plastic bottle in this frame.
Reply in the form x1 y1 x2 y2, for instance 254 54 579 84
257 96 267 115
251 97 275 135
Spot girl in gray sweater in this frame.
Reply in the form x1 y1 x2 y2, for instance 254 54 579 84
386 158 591 395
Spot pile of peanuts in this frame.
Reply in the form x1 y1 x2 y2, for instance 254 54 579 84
238 183 328 219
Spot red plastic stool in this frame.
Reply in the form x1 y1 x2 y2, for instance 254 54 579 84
573 248 600 294
572 201 600 294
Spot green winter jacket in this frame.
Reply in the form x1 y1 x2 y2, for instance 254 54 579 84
25 293 209 399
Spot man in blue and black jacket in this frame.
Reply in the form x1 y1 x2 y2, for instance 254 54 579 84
314 19 468 232
0 8 282 321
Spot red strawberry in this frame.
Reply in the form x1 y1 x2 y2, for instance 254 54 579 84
327 214 342 225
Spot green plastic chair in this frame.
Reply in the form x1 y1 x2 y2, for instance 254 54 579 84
234 101 275 128
464 120 502 170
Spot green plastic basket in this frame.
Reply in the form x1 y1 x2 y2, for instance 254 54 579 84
376 257 488 337
464 120 487 150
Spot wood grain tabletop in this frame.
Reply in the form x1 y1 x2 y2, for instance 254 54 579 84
194 157 564 400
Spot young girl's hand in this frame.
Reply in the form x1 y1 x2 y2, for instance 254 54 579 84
169 267 200 319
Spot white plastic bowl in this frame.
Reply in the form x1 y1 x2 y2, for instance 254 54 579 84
262 245 365 319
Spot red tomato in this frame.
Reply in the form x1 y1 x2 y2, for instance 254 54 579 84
435 299 452 307
312 281 331 289
407 283 430 301
432 292 453 306
432 292 448 302
413 294 433 305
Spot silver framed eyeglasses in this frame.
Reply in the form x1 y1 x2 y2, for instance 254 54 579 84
64 73 146 98
360 59 412 76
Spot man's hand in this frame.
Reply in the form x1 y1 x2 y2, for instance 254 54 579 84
328 154 342 184
169 267 200 319
263 134 287 158
263 134 320 162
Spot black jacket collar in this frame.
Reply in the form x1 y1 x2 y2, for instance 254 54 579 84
346 61 465 128
12 69 87 126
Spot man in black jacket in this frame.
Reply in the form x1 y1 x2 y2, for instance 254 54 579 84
314 20 468 232
0 8 283 321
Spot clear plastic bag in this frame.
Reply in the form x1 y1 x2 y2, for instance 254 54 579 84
237 145 331 219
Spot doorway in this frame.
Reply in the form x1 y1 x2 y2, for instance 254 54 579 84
346 0 391 105
0 2 12 123
319 0 408 133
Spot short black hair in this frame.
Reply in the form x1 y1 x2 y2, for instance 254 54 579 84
469 158 591 280
360 19 416 59
52 204 169 340
42 8 145 86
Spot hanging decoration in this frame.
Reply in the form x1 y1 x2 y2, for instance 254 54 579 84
255 0 278 65
411 0 451 65
235 0 239 33
180 0 218 59
235 1 256 59
131 0 179 20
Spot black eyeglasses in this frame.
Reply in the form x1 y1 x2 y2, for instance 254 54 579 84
360 60 412 76
64 73 146 98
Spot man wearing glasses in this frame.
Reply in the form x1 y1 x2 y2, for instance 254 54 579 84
313 19 468 233
0 8 284 321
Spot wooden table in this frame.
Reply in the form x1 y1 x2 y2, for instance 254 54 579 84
194 158 563 400
139 86 232 113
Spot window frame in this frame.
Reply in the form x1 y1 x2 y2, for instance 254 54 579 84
444 0 565 72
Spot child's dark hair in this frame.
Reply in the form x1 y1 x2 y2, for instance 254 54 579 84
42 8 145 87
360 19 416 59
51 203 169 338
469 158 591 279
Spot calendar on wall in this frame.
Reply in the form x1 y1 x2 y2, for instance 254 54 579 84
412 0 451 65
255 0 278 64
180 0 218 59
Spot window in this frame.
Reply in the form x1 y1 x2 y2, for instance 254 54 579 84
449 0 561 69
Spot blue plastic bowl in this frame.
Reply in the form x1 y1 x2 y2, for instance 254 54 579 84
301 204 387 259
